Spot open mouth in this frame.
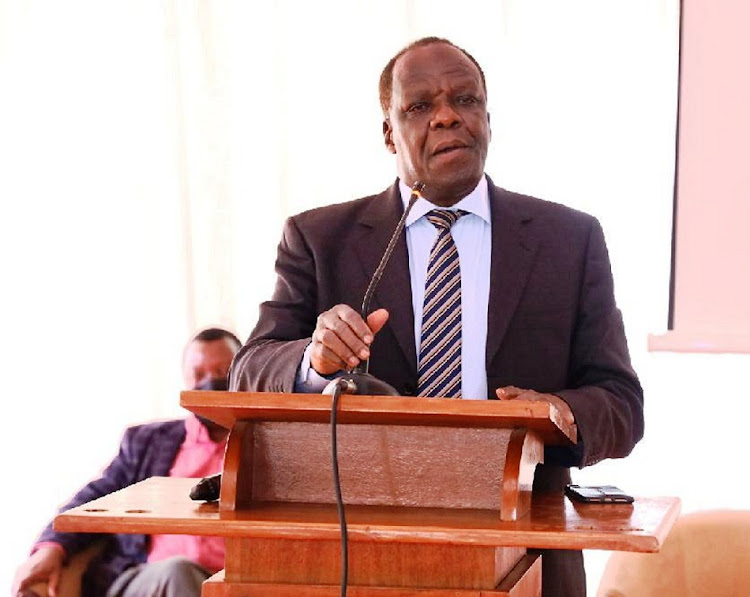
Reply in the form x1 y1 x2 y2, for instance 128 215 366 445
433 143 470 156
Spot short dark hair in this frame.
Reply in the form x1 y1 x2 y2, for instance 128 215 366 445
378 37 487 116
191 327 242 351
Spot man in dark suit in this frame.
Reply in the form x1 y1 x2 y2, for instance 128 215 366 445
13 328 241 597
230 37 643 597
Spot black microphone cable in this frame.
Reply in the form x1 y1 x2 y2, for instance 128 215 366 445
330 377 351 596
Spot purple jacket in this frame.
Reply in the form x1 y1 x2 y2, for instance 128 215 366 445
37 419 186 597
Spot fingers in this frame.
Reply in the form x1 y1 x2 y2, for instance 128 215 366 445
366 308 389 335
48 569 60 597
496 387 575 426
310 305 389 376
496 386 545 401
13 568 47 597
12 564 37 595
496 386 527 399
12 546 65 597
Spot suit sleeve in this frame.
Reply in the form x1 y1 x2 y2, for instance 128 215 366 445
35 426 146 556
554 218 644 468
230 216 318 392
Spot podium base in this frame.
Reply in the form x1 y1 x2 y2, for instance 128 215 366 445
202 553 541 596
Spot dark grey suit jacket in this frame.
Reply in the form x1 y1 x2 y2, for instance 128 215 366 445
230 177 644 596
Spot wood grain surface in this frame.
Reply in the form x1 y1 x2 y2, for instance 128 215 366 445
55 477 680 553
180 392 576 445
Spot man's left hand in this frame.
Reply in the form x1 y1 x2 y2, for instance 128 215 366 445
496 386 575 427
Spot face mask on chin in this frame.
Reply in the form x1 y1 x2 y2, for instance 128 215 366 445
193 377 229 431
194 377 229 392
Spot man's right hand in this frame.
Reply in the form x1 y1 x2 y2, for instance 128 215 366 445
310 305 389 376
12 545 65 597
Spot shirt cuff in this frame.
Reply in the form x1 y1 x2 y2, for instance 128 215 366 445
294 342 342 393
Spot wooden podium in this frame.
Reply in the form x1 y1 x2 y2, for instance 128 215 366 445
55 391 680 596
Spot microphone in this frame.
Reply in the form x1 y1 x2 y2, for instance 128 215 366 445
189 472 222 502
324 180 425 396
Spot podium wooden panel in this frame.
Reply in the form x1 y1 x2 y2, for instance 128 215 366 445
54 392 679 596
183 391 574 522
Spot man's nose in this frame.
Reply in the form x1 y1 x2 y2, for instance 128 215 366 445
431 101 461 129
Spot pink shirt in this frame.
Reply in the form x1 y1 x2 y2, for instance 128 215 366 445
147 414 226 572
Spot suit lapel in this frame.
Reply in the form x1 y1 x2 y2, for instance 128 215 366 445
486 183 539 366
352 182 417 371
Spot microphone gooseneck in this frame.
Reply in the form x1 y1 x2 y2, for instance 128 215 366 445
324 181 425 396
359 180 425 327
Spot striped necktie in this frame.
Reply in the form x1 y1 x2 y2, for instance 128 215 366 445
417 209 467 398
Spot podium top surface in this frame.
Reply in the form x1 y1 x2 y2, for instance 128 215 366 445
55 477 679 554
180 391 576 445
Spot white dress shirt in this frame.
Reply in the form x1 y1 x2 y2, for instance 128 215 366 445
401 176 491 400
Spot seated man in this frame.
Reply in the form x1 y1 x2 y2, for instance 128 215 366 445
12 327 242 597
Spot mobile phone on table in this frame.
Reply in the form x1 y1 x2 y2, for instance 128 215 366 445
565 484 634 504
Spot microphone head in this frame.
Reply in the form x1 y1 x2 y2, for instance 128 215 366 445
323 372 400 396
189 473 222 502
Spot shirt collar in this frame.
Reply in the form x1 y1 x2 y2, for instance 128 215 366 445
399 175 490 227
184 413 216 446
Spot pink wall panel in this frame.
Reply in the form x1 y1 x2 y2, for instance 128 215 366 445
650 0 750 352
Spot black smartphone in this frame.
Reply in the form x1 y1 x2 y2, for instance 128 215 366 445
565 484 634 504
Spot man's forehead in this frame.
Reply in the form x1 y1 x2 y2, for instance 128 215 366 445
184 338 234 362
392 45 482 92
395 70 482 95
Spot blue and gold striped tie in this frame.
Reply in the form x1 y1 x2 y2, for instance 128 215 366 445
417 209 467 398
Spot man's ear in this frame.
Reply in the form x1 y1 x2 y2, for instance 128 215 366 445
383 119 396 154
487 112 492 141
